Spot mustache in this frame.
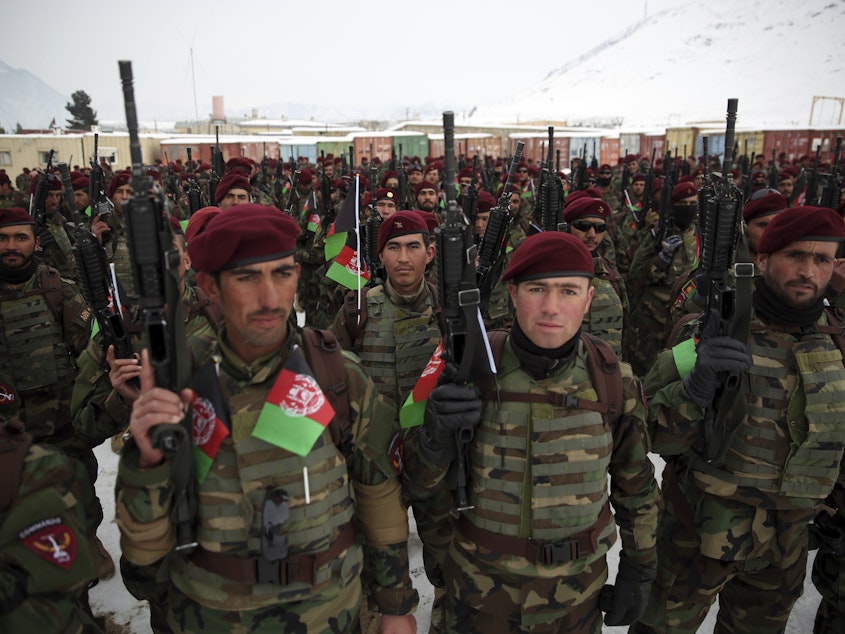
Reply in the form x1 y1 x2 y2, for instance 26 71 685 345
1 250 25 257
248 309 286 319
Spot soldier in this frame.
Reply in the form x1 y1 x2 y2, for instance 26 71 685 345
475 190 513 330
632 206 845 634
0 207 111 578
0 413 103 633
778 170 797 204
564 197 628 356
71 175 91 216
743 187 788 260
331 211 450 631
15 167 32 196
214 171 252 210
415 181 440 218
0 170 26 209
90 171 137 302
595 163 620 211
116 204 417 633
407 230 660 633
30 173 78 280
624 181 700 377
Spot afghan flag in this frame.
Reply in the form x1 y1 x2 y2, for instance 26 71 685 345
326 243 370 290
305 191 320 233
252 346 335 456
324 177 359 261
191 361 231 483
399 342 445 428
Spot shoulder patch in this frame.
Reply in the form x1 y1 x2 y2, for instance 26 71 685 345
20 517 77 569
387 432 404 475
0 382 18 406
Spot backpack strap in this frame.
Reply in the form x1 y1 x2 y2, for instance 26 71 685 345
476 329 623 424
0 418 33 515
187 283 224 331
300 328 353 459
0 266 63 324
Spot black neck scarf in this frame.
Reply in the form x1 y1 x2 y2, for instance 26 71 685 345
510 319 580 380
752 276 824 328
0 258 37 286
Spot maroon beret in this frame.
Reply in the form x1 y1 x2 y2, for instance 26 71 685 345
632 173 646 184
742 188 787 222
72 176 90 191
477 190 497 213
598 164 612 172
168 214 183 235
564 197 612 221
757 206 845 255
214 172 252 203
107 172 131 199
334 178 348 192
354 173 369 191
188 204 300 272
380 170 398 186
458 167 473 179
362 192 372 208
0 171 10 185
226 157 253 175
0 207 35 228
199 162 211 171
424 164 439 175
503 232 594 283
376 188 398 203
145 168 161 180
584 186 604 199
751 170 766 181
415 181 438 197
299 169 314 185
778 171 793 182
677 174 696 184
372 157 382 165
185 206 221 243
783 165 800 178
564 190 591 206
671 182 698 204
411 210 439 234
377 210 430 254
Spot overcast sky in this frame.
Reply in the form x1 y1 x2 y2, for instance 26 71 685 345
4 0 686 121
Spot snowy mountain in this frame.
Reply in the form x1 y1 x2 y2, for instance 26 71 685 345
0 61 68 130
469 0 845 128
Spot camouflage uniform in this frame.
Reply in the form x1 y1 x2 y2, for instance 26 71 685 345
38 211 78 282
633 310 845 634
623 224 698 377
332 280 453 629
292 193 327 327
812 479 845 634
0 419 102 633
408 330 659 633
0 190 26 209
103 208 138 302
482 253 514 331
115 326 417 633
584 254 627 357
0 264 92 462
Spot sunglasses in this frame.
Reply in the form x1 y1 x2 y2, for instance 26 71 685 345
518 168 528 173
571 220 607 233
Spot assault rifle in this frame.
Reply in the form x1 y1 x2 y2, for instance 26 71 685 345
89 134 114 220
209 127 224 207
654 150 676 247
285 169 301 217
767 149 779 189
273 156 285 210
60 162 132 365
804 145 822 207
539 127 565 232
119 60 196 550
319 151 335 233
819 136 843 212
696 98 751 465
476 141 524 311
590 140 598 171
185 148 203 214
570 144 587 191
29 150 54 226
681 145 691 175
620 150 631 199
435 111 488 513
463 154 480 227
364 164 383 286
396 144 409 209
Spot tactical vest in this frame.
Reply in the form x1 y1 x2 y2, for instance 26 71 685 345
46 217 75 280
467 335 619 545
175 338 360 610
107 214 138 300
693 316 845 504
0 267 73 392
585 276 624 355
357 285 442 408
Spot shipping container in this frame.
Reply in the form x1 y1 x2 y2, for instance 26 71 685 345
639 133 666 164
160 136 283 165
762 129 812 163
390 132 429 161
428 134 502 161
618 133 641 156
664 127 699 161
600 134 620 166
511 134 570 165
352 134 395 165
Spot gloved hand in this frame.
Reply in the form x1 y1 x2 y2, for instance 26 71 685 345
658 234 684 263
682 310 752 408
418 381 482 466
599 554 656 626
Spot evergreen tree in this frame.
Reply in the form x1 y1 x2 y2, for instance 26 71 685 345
65 90 98 129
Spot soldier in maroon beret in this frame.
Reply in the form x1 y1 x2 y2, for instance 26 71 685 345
415 182 439 217
215 172 252 210
71 175 91 214
742 188 787 258
778 171 796 204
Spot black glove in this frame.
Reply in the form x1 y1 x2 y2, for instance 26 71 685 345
418 381 482 466
682 310 752 408
657 234 684 263
37 226 55 250
599 554 656 627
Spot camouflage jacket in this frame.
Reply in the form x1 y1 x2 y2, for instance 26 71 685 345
71 283 219 447
646 310 845 513
410 333 659 578
0 265 91 439
115 326 417 617
0 430 101 633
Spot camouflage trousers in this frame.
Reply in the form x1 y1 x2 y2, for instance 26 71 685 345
631 478 808 634
812 548 845 634
166 574 362 633
441 540 606 633
119 556 173 634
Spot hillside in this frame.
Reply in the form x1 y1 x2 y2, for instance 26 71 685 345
0 61 68 130
469 0 845 128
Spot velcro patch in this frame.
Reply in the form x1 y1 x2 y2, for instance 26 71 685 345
20 517 76 569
